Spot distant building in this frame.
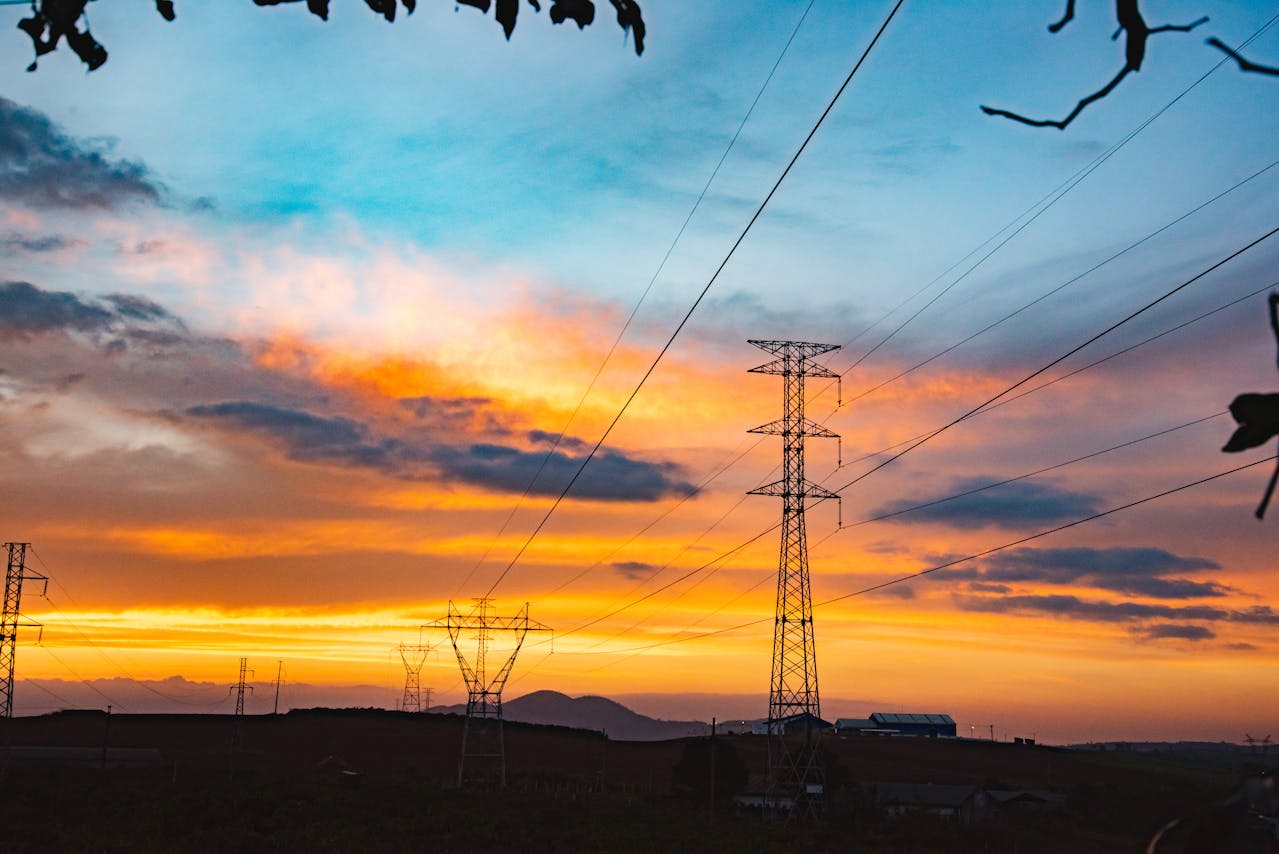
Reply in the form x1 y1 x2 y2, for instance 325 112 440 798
834 717 897 735
869 712 956 738
750 711 832 736
865 782 988 822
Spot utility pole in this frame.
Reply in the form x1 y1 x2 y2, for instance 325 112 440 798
989 723 995 742
423 599 549 788
100 704 111 769
273 660 283 715
397 640 432 713
747 340 841 819
709 716 717 821
1 543 47 719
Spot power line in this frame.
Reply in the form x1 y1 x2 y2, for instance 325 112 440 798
817 456 1276 607
35 645 125 709
523 276 1276 651
832 278 1279 475
837 224 1279 493
27 548 235 709
20 678 77 710
841 157 1279 408
479 0 906 599
450 0 819 597
835 10 1279 379
542 436 763 597
554 455 1276 659
506 14 1279 618
840 411 1228 529
518 63 1279 616
555 407 1228 650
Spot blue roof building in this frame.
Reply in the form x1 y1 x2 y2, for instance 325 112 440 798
869 712 956 737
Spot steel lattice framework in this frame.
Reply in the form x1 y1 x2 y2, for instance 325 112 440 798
398 641 431 712
747 340 841 818
1 543 46 719
232 657 253 716
424 598 549 787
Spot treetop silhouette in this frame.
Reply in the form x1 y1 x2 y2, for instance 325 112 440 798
982 1 1274 130
1222 292 1279 520
14 0 644 73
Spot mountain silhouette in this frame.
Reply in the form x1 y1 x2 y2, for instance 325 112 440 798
437 690 707 740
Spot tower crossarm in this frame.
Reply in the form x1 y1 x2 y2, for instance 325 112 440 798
747 479 841 501
748 417 839 439
747 339 840 359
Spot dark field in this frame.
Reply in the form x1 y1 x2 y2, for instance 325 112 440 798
0 709 1273 852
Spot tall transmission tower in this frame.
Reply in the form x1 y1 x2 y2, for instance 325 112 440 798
424 599 549 788
2 543 47 719
747 340 841 818
397 641 432 713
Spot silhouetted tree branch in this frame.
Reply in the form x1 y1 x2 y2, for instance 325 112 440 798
14 0 643 73
1207 36 1279 76
1223 293 1279 519
982 1 1208 130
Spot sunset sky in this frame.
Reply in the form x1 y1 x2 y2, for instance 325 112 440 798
2 0 1279 743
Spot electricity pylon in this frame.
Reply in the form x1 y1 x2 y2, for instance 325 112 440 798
747 340 841 819
230 657 254 750
231 657 254 716
398 641 432 712
2 543 47 719
424 599 549 788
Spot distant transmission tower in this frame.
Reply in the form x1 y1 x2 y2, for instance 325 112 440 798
398 640 432 712
747 340 841 818
231 657 254 717
424 599 549 787
2 543 47 719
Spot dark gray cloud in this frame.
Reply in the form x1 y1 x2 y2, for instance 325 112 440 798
2 233 82 254
432 442 696 502
613 561 658 580
0 280 113 338
186 401 696 502
0 96 162 210
979 546 1225 600
871 478 1104 529
0 280 184 344
966 581 1012 594
953 593 1279 626
1140 624 1215 641
1226 642 1259 651
528 429 589 452
185 402 385 464
870 584 916 600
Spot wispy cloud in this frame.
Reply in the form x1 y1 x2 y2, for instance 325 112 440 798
2 233 83 254
1139 624 1215 642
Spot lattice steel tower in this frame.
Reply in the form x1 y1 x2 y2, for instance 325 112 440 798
2 543 47 719
398 641 431 712
747 340 840 817
424 598 549 788
232 657 253 716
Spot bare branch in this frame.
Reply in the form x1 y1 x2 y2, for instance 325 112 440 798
982 66 1131 130
1207 37 1279 76
983 2 1208 131
1048 0 1075 34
